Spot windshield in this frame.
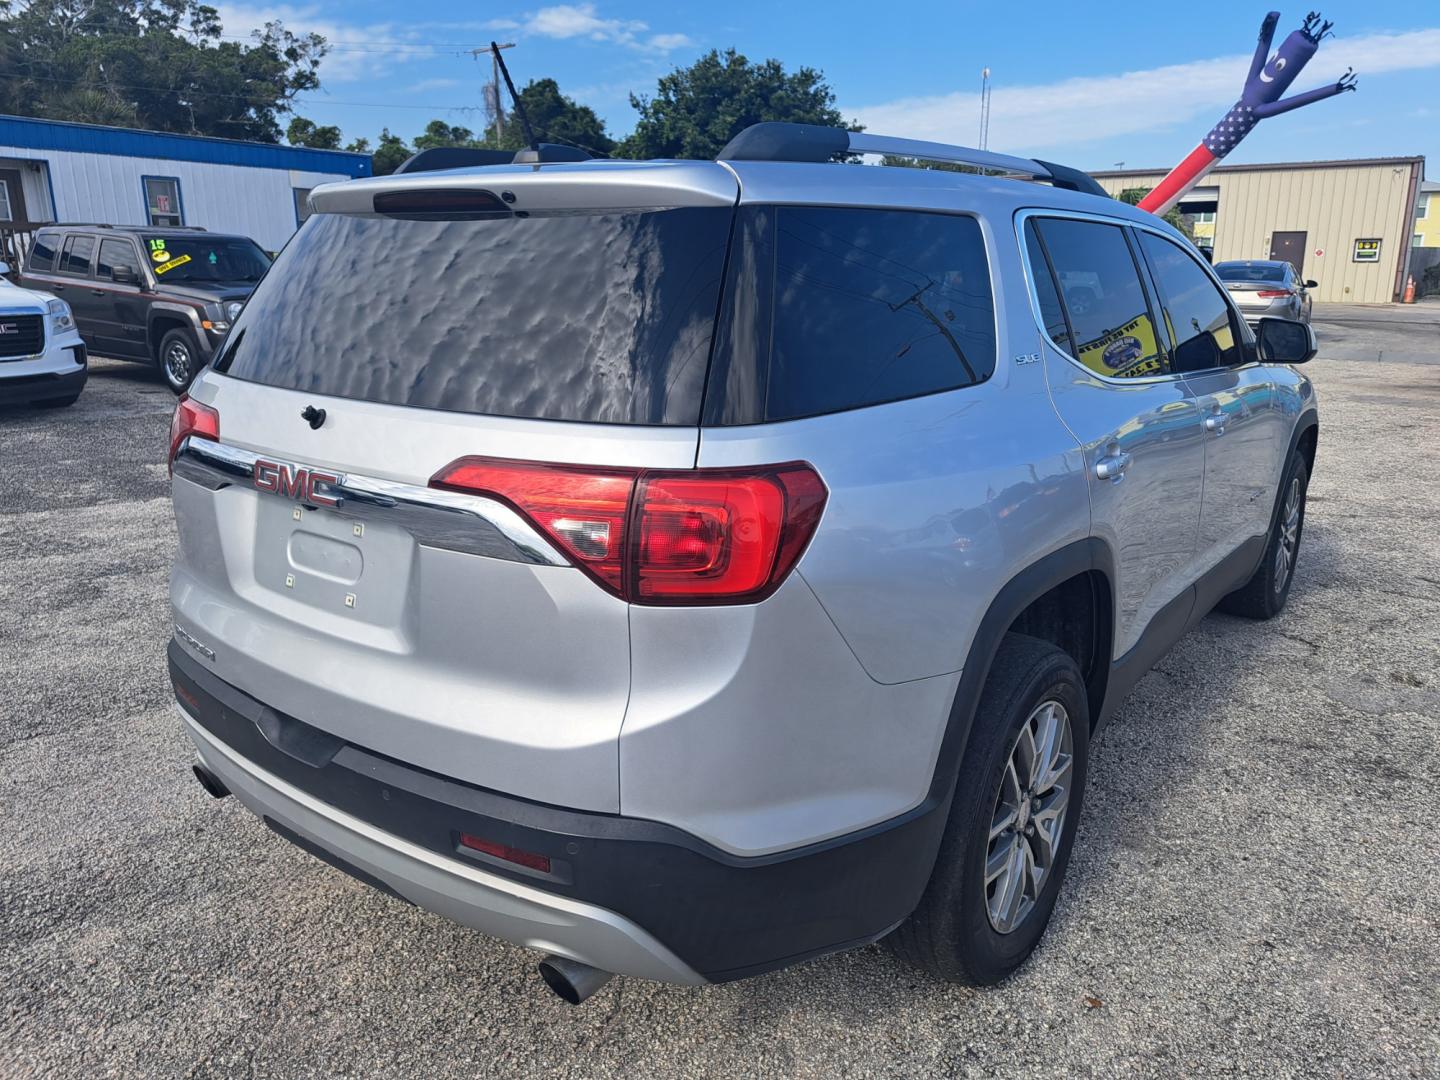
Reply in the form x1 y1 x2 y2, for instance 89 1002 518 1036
144 235 271 283
1214 262 1286 284
215 207 731 425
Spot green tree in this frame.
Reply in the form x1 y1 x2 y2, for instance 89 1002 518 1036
344 136 370 153
286 116 341 149
371 128 412 175
412 119 479 151
0 0 327 142
492 78 613 155
1117 187 1192 237
618 48 851 160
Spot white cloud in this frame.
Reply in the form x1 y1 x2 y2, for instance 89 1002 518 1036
494 4 692 52
847 27 1440 156
215 2 468 82
404 77 464 94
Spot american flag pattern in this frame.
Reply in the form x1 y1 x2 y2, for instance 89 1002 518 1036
1203 102 1260 160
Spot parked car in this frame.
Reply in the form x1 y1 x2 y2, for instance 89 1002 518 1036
0 259 87 407
166 123 1320 1004
1214 259 1315 325
19 225 271 394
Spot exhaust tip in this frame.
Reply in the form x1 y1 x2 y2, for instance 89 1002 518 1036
192 763 231 800
538 955 613 1005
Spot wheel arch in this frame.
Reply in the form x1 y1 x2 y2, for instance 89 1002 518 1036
927 537 1117 806
146 304 203 359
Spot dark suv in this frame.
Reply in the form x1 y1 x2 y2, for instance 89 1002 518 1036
20 225 271 393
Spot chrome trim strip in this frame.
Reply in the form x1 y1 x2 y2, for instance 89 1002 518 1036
172 438 568 566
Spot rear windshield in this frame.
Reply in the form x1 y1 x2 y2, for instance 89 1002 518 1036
144 235 271 284
217 207 732 426
1214 262 1286 283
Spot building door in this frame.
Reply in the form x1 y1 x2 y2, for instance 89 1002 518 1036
0 168 30 225
1269 231 1306 276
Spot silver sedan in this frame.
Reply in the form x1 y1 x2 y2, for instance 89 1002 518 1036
1215 259 1314 325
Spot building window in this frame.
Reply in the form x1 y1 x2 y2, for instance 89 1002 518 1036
1417 233 1426 248
144 176 183 226
0 178 12 222
293 188 313 225
1416 194 1429 221
1193 211 1215 224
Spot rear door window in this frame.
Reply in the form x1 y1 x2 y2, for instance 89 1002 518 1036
59 235 96 276
1137 232 1243 372
706 206 995 424
217 206 731 426
1032 217 1168 379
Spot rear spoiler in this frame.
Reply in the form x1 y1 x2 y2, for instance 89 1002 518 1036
396 144 592 174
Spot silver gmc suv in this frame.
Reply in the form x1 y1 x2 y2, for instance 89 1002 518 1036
167 123 1319 1003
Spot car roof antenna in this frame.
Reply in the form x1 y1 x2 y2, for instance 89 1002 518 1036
491 41 537 151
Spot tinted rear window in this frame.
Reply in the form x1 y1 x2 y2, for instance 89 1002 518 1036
705 206 994 425
217 207 732 426
1215 262 1286 283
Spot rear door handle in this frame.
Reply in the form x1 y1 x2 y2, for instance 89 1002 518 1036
91 289 106 297
1095 450 1131 482
1204 405 1226 435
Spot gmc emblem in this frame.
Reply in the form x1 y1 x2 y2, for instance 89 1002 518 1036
254 458 342 507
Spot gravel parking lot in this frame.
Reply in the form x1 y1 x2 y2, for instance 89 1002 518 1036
3 341 1438 1078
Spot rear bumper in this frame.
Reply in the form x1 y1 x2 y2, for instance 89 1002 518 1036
169 641 947 982
183 707 706 984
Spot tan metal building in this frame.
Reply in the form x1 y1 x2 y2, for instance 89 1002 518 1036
1091 157 1425 303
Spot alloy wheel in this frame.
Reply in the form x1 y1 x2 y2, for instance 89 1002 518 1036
1273 476 1302 594
984 699 1074 934
165 340 193 389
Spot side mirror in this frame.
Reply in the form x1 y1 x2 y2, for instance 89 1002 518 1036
1256 317 1317 365
112 265 138 284
1303 279 1318 289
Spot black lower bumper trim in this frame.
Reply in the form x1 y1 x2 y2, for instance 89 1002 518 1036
169 641 947 981
0 366 85 404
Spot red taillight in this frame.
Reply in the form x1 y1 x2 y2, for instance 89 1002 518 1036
458 833 552 874
430 458 827 605
1255 289 1290 299
168 395 219 474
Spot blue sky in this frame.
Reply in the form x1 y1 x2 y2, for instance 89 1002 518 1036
217 1 1439 172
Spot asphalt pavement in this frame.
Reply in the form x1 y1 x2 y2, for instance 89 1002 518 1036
2 343 1438 1079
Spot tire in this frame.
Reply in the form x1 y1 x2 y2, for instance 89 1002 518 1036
1217 454 1309 620
885 634 1090 984
36 393 81 408
157 327 202 395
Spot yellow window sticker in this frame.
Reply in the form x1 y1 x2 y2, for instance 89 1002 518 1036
153 253 192 274
152 249 171 262
1075 313 1162 379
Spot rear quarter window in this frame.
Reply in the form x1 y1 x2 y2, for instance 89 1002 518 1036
705 205 996 425
28 232 59 272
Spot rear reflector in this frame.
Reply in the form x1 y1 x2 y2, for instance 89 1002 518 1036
458 833 552 874
430 458 827 605
1255 289 1290 299
168 395 219 474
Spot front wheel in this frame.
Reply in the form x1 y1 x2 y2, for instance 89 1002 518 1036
1218 454 1309 620
157 327 202 395
885 634 1090 984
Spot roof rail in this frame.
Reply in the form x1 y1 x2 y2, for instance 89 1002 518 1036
396 143 591 174
716 123 1109 199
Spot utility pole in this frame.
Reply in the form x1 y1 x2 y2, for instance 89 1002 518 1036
472 42 515 143
978 67 992 150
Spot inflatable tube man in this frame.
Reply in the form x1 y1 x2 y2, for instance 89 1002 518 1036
1139 11 1357 216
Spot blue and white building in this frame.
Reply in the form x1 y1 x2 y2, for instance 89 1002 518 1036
0 115 371 253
